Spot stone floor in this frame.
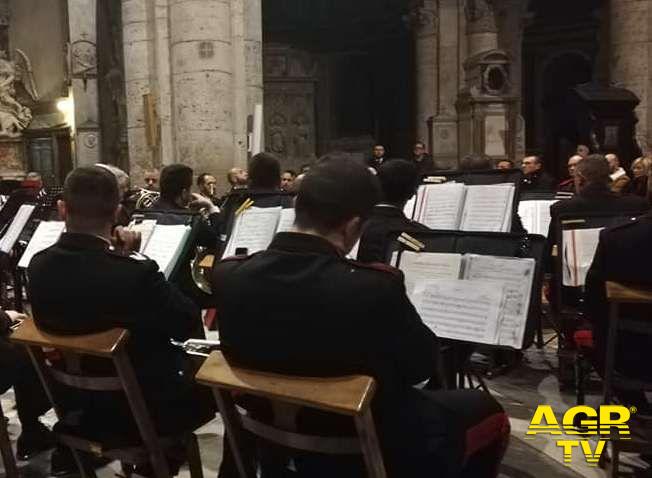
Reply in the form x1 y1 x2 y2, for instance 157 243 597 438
1 331 650 478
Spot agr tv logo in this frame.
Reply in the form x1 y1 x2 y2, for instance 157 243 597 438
526 405 634 466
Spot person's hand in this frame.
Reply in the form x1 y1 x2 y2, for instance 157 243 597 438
189 193 219 214
6 310 26 323
112 226 142 256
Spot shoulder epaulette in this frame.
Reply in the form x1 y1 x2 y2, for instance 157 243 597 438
348 260 402 277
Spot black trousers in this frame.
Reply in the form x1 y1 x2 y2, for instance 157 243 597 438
0 335 51 430
219 389 509 478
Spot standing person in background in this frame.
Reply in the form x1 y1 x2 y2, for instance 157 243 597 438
605 153 631 195
558 155 583 193
367 144 388 171
626 156 652 199
411 141 436 175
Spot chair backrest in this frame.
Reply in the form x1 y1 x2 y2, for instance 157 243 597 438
10 319 171 476
196 351 386 478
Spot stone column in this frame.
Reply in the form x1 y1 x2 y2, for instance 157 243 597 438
410 0 438 146
169 0 236 183
245 0 263 160
464 0 498 57
68 0 101 166
231 0 249 168
609 0 652 155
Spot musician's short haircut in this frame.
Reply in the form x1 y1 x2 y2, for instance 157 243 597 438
577 154 610 184
197 172 214 187
295 157 381 234
160 164 193 201
63 166 119 223
249 153 281 189
378 159 420 205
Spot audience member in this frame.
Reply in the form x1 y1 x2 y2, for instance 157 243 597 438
586 213 652 415
547 155 649 262
460 154 493 171
358 160 429 263
520 156 556 192
367 144 388 171
411 141 436 175
558 155 583 193
212 158 509 478
605 153 630 194
0 309 53 461
576 144 590 158
626 156 652 198
496 160 514 170
197 173 219 204
280 169 297 192
27 167 215 474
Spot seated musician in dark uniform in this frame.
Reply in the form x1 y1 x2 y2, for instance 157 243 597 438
212 158 509 478
586 213 652 415
219 153 293 240
27 167 215 474
358 159 429 263
0 309 53 460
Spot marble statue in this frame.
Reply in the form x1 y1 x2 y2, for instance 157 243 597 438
0 49 39 138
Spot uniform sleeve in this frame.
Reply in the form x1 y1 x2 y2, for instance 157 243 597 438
193 213 221 249
381 276 440 386
138 261 202 340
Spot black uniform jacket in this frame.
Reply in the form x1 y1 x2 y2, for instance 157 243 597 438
358 205 430 263
521 171 557 193
27 233 201 393
585 213 652 380
211 232 440 411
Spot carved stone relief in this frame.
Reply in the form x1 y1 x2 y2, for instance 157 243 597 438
0 49 38 138
407 0 438 36
465 0 497 34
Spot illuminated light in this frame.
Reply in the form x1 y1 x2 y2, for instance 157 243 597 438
57 97 75 129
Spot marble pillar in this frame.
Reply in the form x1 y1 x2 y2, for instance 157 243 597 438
68 0 101 166
609 0 652 155
245 0 263 163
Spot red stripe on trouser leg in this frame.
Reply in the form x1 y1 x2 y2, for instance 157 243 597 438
464 412 511 460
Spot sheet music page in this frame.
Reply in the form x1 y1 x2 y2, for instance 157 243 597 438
142 224 191 278
129 219 157 253
562 228 603 287
399 252 463 294
460 184 515 232
276 208 296 233
411 279 504 345
463 254 536 349
18 221 65 268
518 200 558 236
347 240 360 260
0 204 36 253
403 195 417 219
416 183 467 230
222 207 281 258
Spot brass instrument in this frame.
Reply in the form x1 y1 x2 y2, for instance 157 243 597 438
135 189 160 209
191 246 213 294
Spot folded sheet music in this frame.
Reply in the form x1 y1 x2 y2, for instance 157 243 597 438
411 279 504 345
276 208 296 233
0 204 36 253
129 219 157 253
18 221 65 268
562 228 603 287
518 200 558 236
141 224 192 279
397 251 535 348
222 206 283 258
413 183 515 232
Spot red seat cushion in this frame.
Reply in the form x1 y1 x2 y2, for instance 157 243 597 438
573 329 594 349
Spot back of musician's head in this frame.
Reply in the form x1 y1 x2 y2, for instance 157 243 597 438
62 166 119 229
249 153 281 190
576 154 610 186
378 159 419 206
160 164 193 202
95 163 130 196
295 157 381 235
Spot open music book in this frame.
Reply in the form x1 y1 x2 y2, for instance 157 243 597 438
518 200 558 236
0 204 36 254
562 227 603 287
18 221 66 268
411 183 515 232
398 251 535 348
223 207 296 258
140 224 192 279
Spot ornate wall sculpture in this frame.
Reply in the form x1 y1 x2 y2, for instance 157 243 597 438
464 0 497 33
0 48 38 138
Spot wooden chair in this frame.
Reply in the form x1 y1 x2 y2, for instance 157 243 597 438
196 351 387 478
10 318 203 478
0 399 18 478
603 281 652 477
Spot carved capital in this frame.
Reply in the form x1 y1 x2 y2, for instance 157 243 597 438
465 0 498 34
406 0 438 36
